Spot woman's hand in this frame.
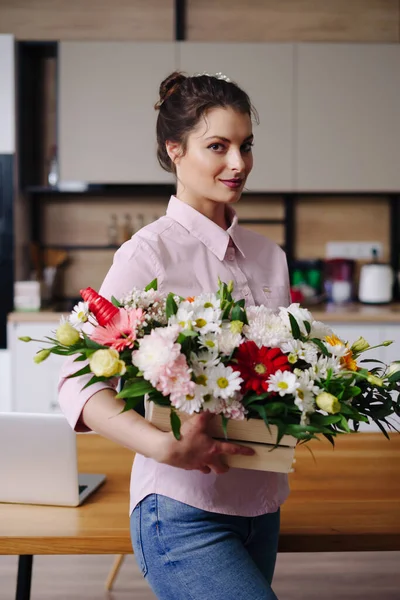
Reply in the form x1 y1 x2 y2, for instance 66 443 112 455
158 411 255 474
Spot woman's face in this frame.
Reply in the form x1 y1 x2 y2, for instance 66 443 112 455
170 106 254 210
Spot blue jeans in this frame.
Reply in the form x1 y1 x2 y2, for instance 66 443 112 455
130 493 280 600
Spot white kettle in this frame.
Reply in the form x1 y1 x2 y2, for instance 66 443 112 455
358 252 393 304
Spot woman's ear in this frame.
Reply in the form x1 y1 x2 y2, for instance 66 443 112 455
165 141 182 165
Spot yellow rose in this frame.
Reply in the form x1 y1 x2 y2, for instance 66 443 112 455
316 392 341 414
33 349 51 364
350 336 370 354
367 374 384 386
56 322 80 346
89 348 126 377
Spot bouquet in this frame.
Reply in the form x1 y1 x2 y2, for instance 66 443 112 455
21 279 400 469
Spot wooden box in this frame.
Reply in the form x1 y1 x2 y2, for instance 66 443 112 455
146 403 297 473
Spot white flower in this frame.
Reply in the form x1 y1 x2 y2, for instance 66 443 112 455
68 302 89 330
198 333 219 352
131 325 181 385
207 363 243 400
190 296 222 334
202 394 224 414
267 370 300 397
293 370 320 412
279 339 318 365
279 303 313 336
120 288 167 324
244 306 291 348
325 338 349 358
310 320 334 340
171 385 204 415
308 355 341 382
190 349 220 375
222 396 247 420
216 323 243 356
169 304 195 330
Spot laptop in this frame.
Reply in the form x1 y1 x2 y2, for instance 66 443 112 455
0 412 106 507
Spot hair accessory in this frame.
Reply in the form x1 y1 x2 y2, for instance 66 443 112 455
193 71 231 82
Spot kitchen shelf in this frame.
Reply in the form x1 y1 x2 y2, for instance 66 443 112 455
40 244 120 251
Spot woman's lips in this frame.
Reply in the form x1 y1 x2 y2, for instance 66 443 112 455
220 179 243 189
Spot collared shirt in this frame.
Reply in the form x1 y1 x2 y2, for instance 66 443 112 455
58 195 291 516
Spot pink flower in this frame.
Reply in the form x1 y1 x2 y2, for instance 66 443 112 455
156 354 195 399
91 308 144 352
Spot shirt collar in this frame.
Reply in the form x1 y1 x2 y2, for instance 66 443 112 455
166 196 246 261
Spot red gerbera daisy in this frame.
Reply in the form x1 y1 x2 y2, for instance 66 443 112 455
231 340 291 395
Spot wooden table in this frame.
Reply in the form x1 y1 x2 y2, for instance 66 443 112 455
1 433 399 600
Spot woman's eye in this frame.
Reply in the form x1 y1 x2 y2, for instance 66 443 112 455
242 142 254 153
208 143 225 152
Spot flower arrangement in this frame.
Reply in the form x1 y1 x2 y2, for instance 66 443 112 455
21 279 400 450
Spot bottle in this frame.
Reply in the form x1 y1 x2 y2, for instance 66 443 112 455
47 145 59 187
122 214 133 242
107 214 119 246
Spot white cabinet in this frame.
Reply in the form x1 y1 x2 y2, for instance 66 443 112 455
324 321 400 432
178 43 294 192
59 42 176 184
7 321 64 414
296 43 400 192
0 34 15 154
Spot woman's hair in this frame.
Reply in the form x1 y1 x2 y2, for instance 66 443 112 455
154 71 258 173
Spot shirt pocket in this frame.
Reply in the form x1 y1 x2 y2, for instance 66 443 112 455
260 284 290 309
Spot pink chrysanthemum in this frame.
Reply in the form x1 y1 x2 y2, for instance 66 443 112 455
156 354 195 399
91 308 145 352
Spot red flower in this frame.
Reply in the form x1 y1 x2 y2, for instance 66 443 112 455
231 340 291 395
80 287 119 326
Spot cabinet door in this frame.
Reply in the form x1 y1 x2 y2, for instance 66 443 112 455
178 43 294 192
9 322 64 413
0 34 15 154
59 42 176 184
296 43 400 191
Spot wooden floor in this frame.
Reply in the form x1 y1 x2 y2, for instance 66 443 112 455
1 552 400 599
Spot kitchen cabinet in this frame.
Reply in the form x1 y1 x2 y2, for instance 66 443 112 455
296 43 400 192
59 42 176 184
7 321 64 414
0 34 15 154
178 42 294 192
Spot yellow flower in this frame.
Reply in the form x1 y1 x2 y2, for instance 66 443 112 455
367 374 384 387
316 392 341 414
325 335 359 371
56 322 80 346
33 349 51 364
230 320 244 334
325 334 345 347
89 348 126 378
351 336 370 354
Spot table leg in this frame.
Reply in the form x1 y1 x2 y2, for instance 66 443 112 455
16 555 33 600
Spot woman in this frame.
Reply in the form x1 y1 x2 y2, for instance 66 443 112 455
59 71 291 600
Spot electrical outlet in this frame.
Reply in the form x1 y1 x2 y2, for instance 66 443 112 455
325 241 383 260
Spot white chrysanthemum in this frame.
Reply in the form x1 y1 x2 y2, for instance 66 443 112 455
131 325 181 384
198 332 219 352
202 394 224 414
192 293 221 312
308 355 341 382
189 299 222 335
222 396 247 420
267 370 300 397
324 338 349 358
206 363 243 400
169 304 195 330
279 339 318 365
190 350 220 375
216 323 243 356
279 303 313 336
69 301 90 330
310 320 334 340
244 306 291 348
293 370 320 412
171 385 204 415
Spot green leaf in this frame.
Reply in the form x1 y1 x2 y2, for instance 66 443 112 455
145 279 158 292
311 338 331 356
288 312 301 340
81 375 110 390
116 379 154 399
388 370 400 383
119 395 145 413
177 330 198 345
73 354 88 362
170 410 181 440
166 293 178 319
322 432 336 447
68 365 91 378
231 304 246 323
304 321 311 335
221 415 229 440
111 295 122 307
82 333 108 350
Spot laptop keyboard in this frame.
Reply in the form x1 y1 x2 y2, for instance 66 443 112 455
78 485 88 495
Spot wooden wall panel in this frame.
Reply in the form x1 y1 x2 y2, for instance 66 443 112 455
0 0 398 42
296 196 390 260
0 0 174 40
187 0 399 42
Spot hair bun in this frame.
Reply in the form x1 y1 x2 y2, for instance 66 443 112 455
155 71 187 109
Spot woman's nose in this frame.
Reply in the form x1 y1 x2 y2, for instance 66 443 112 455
228 150 245 173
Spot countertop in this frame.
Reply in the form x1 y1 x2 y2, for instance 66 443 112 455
7 302 400 323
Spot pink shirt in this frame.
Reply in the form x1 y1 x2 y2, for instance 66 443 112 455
58 195 291 516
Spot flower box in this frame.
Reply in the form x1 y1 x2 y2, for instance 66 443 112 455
146 402 297 473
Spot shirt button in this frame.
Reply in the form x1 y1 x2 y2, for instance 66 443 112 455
227 249 235 261
243 288 250 296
